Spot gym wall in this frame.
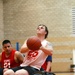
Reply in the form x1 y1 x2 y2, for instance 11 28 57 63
0 0 75 72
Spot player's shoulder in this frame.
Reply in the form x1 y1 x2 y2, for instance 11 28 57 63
0 52 2 61
0 52 2 56
47 41 52 46
15 51 21 55
43 40 52 45
14 51 22 58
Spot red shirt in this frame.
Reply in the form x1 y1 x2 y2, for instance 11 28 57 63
1 50 20 68
42 61 47 70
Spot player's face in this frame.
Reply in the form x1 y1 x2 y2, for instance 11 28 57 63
3 43 12 54
37 26 47 35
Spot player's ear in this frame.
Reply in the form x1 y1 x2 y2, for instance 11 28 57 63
45 31 47 35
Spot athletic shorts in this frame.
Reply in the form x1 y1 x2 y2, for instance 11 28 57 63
11 66 39 75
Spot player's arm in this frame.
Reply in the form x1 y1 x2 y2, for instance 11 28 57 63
15 51 24 63
0 53 2 67
40 42 53 55
20 40 29 53
46 56 52 72
46 61 51 72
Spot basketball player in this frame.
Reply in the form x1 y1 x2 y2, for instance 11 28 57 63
4 24 53 75
42 55 52 72
0 40 24 75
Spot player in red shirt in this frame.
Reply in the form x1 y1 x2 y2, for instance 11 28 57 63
0 40 24 75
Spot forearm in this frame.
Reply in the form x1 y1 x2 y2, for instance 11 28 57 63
20 47 29 53
40 46 53 55
46 62 51 72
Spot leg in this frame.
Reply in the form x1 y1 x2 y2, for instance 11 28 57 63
15 66 39 75
3 69 15 75
0 68 3 75
4 66 21 75
15 69 29 75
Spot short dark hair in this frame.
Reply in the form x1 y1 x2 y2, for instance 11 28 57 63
38 24 49 39
2 40 11 46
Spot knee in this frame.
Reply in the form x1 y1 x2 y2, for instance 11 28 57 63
15 69 29 75
4 69 14 75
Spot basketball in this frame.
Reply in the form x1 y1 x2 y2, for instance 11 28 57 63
27 36 41 50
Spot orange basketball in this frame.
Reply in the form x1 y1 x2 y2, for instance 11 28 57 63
27 36 41 50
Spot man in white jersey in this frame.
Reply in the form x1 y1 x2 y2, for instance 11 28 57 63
4 24 53 75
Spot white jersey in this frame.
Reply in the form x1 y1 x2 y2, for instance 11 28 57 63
20 40 53 70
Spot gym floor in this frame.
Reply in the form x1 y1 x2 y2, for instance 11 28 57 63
55 72 75 75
